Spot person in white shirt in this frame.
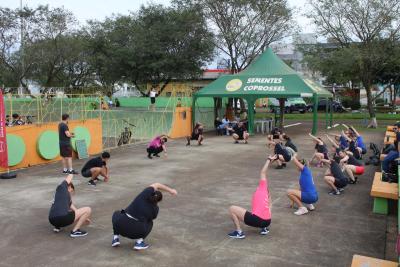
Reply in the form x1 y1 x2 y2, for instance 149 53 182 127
149 88 157 111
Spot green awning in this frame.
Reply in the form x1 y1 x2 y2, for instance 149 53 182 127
194 48 332 99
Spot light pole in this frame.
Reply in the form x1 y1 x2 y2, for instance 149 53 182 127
19 0 24 95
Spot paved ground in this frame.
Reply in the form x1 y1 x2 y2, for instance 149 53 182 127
0 122 394 267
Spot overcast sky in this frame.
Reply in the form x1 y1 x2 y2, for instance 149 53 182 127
1 0 314 32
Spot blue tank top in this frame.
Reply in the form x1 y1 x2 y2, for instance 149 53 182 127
299 166 317 194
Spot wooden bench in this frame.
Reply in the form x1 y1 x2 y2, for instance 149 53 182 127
370 172 398 214
351 254 398 267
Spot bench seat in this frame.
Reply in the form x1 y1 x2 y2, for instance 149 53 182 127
370 172 398 214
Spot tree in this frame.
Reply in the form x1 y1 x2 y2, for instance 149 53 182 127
307 0 400 127
177 0 293 73
86 4 214 94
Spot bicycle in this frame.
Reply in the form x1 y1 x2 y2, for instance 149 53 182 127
117 119 136 146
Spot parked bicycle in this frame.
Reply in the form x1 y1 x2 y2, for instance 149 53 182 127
117 120 136 146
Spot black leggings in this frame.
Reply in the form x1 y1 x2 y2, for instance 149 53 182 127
147 146 163 156
112 211 153 239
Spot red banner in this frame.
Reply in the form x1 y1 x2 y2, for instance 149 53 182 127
0 89 8 168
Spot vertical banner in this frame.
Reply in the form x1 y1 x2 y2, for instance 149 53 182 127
0 89 8 168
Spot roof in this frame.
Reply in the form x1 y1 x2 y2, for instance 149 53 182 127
194 48 332 99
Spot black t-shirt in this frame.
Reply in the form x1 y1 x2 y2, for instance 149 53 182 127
82 157 106 172
234 125 246 136
285 140 298 152
395 132 400 151
315 143 328 154
125 187 159 222
49 181 71 218
58 122 71 145
347 155 363 166
330 161 346 181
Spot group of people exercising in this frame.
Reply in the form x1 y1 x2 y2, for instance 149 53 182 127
49 117 370 250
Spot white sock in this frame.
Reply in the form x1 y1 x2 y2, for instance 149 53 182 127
237 230 242 234
136 238 144 243
68 169 73 171
113 235 119 240
63 168 67 171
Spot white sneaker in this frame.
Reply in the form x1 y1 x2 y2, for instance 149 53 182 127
306 204 315 211
294 207 309 216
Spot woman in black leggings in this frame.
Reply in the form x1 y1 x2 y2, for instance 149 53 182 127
111 183 177 250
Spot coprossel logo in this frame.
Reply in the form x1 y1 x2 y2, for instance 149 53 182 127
226 79 242 92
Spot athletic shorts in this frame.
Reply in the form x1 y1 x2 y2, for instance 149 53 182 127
273 134 280 139
355 166 365 175
301 192 318 204
81 169 92 178
59 144 72 158
334 179 347 189
323 153 329 160
49 211 75 228
244 211 271 228
112 211 153 239
150 97 156 104
236 133 244 140
281 152 291 162
191 134 200 140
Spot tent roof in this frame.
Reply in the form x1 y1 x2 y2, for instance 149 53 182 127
194 48 332 99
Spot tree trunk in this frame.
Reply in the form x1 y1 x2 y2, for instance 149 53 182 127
364 82 378 128
279 98 285 130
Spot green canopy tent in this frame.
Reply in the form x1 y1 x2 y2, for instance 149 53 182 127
193 47 333 134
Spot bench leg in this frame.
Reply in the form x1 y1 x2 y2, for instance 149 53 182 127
373 197 388 214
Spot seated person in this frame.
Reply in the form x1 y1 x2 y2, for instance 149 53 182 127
229 122 249 144
227 156 272 239
336 149 364 184
147 135 168 159
186 122 204 146
81 152 111 187
217 116 231 136
287 156 318 215
11 113 25 126
323 158 348 196
382 127 399 175
309 133 329 167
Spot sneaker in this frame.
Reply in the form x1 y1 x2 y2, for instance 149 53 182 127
294 206 309 215
260 227 269 235
147 154 153 159
134 240 150 250
87 180 96 187
282 163 287 168
70 229 88 238
153 154 160 158
62 170 68 174
228 230 245 239
53 227 61 233
68 169 79 175
306 204 315 211
275 165 284 169
348 179 357 184
234 141 239 144
328 190 340 195
112 237 120 247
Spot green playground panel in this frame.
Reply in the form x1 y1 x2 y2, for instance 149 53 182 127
7 134 26 166
37 130 60 160
71 126 91 151
373 197 389 215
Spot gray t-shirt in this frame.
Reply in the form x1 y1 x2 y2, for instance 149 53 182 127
49 181 71 218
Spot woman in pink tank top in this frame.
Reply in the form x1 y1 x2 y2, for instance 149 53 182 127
227 157 272 239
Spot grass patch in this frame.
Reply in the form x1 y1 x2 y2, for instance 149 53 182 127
255 112 399 121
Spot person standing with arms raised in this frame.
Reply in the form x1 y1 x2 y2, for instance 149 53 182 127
59 114 78 174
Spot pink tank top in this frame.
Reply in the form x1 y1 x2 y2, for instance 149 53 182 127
251 179 271 220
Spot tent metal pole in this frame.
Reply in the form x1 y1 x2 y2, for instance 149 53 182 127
330 98 333 127
246 97 255 135
312 94 318 135
325 97 329 129
192 96 196 128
